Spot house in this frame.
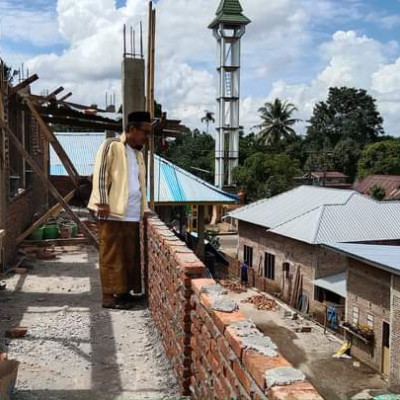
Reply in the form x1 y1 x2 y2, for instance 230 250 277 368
295 171 352 189
355 174 400 200
228 186 400 322
323 243 400 390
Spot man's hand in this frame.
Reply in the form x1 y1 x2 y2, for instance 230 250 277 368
96 204 110 219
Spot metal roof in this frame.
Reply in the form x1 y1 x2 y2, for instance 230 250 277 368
313 273 347 298
50 132 105 176
229 186 400 244
152 155 237 205
209 0 251 28
229 186 355 229
50 132 237 205
323 243 400 276
355 174 400 200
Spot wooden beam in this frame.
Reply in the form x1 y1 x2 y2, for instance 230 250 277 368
58 92 73 102
42 116 122 132
0 118 99 250
16 190 76 243
9 74 39 96
25 99 81 188
44 86 64 101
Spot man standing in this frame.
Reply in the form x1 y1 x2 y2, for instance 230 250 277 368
89 112 151 309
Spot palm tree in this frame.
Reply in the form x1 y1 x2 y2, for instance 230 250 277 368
201 110 215 134
257 99 299 147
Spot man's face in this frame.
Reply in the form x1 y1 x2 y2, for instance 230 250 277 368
126 122 152 150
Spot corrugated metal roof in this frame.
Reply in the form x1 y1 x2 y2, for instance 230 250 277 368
229 186 400 244
228 186 355 229
355 174 400 200
313 273 347 298
50 132 105 176
50 132 237 205
152 155 237 204
323 243 400 275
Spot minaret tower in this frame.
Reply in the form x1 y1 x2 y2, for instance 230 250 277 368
209 0 250 189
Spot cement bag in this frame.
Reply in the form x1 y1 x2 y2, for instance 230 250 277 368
0 360 19 400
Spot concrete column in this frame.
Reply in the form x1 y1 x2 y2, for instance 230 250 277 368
197 205 205 262
121 58 146 129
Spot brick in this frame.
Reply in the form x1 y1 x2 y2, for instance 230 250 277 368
268 381 323 400
213 309 247 335
217 336 235 365
6 327 28 338
233 359 252 394
191 278 216 296
243 350 292 390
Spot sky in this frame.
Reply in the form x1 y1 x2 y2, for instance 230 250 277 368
2 0 400 135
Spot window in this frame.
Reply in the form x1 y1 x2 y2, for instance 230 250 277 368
264 253 275 280
243 245 253 268
352 306 359 326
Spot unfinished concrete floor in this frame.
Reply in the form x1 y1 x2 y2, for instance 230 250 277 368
0 246 179 400
224 284 389 400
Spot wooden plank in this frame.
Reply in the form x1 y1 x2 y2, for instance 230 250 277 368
9 74 39 96
16 190 76 243
44 86 64 101
25 99 81 188
0 118 99 250
58 92 72 102
41 115 121 132
21 237 91 247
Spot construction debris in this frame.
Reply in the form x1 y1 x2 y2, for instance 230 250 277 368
242 295 279 311
219 279 248 293
5 327 28 339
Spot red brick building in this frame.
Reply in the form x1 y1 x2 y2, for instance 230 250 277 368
0 83 49 267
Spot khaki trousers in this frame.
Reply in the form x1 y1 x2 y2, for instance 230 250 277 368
99 221 141 295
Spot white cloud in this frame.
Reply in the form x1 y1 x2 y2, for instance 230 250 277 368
2 0 397 137
0 0 63 47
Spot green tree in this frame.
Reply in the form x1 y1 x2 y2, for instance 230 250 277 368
358 140 400 179
369 185 386 201
257 99 299 149
332 139 362 182
201 110 215 134
164 129 215 183
306 87 384 149
232 153 300 202
239 132 268 165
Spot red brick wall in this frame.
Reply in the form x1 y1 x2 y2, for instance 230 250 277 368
145 216 322 400
145 216 205 395
347 259 391 373
390 275 400 390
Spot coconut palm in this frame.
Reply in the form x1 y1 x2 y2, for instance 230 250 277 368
201 110 215 134
257 99 299 147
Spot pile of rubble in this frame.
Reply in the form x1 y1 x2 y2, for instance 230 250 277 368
219 279 248 294
242 295 279 311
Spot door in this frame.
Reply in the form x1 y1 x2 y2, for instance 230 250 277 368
382 322 390 376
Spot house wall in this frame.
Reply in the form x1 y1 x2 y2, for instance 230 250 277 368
1 108 48 266
346 259 391 374
237 221 347 322
390 275 400 391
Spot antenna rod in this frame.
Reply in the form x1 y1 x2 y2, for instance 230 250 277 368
140 21 143 58
123 24 126 57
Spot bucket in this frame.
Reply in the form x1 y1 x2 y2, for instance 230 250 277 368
63 221 78 237
43 224 59 240
30 227 44 241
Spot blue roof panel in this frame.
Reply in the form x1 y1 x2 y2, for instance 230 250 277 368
51 133 237 205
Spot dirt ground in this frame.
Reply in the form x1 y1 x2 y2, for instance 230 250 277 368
0 246 179 400
224 285 389 400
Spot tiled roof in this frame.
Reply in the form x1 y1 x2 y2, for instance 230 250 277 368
355 174 400 200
